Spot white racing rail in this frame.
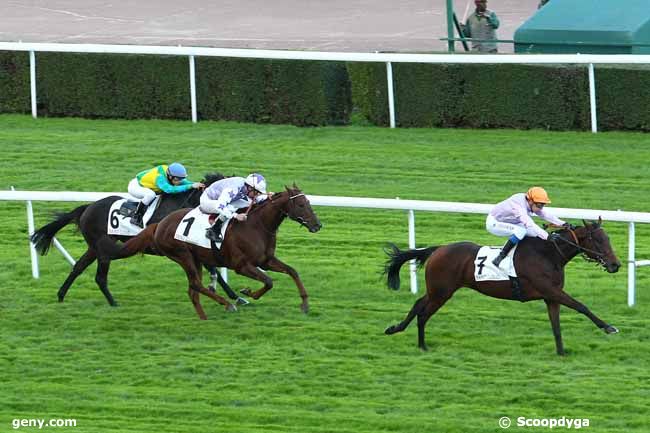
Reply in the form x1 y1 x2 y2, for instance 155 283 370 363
1 189 649 306
3 42 650 131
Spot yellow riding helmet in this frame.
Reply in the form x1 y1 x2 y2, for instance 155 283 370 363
527 187 551 204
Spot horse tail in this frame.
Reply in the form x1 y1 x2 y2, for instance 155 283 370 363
110 224 159 259
30 204 89 255
383 243 438 290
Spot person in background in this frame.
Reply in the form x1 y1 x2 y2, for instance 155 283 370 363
486 187 567 268
461 0 500 53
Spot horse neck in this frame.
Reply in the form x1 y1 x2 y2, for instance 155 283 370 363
150 190 197 222
552 230 584 265
249 194 289 233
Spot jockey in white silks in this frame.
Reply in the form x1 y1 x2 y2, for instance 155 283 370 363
199 173 270 243
486 186 567 268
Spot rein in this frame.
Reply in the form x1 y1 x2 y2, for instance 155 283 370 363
551 228 607 266
251 192 309 233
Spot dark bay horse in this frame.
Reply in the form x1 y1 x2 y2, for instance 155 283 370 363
30 173 228 306
384 219 621 355
111 186 322 319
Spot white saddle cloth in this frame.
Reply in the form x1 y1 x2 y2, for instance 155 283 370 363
474 245 518 281
106 196 159 236
173 207 231 249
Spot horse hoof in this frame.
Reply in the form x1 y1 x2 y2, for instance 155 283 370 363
301 304 309 314
385 325 397 335
236 297 250 306
604 325 619 334
226 304 238 312
240 288 252 297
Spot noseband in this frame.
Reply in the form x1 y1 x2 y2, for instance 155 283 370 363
550 227 608 267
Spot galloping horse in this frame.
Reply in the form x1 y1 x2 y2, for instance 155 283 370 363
384 219 621 355
111 185 322 319
30 173 228 306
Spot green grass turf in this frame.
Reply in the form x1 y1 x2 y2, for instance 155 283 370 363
1 114 649 433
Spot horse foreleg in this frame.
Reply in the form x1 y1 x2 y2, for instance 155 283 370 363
264 256 309 313
236 264 274 301
57 249 97 302
95 257 117 306
385 295 428 335
551 291 618 334
544 300 565 356
206 266 249 305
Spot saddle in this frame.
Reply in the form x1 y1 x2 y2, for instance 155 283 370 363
117 200 139 217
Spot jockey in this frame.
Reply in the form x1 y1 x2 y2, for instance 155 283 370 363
128 163 204 228
486 186 566 268
200 173 272 243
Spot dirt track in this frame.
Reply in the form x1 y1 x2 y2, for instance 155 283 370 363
2 0 541 52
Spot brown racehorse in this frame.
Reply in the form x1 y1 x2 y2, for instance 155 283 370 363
111 186 322 319
384 219 621 355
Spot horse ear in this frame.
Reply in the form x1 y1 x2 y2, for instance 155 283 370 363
582 219 589 227
597 216 602 226
293 182 298 189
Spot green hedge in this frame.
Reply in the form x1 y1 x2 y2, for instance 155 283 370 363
0 51 351 126
0 51 30 113
348 62 650 131
3 50 650 131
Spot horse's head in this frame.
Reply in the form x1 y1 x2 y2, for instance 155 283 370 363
572 218 621 273
279 185 322 233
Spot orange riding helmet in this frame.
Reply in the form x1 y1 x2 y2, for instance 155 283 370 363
527 186 551 204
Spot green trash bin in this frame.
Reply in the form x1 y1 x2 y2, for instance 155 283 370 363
515 0 650 54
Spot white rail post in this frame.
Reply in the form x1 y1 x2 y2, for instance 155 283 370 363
189 55 198 123
408 209 417 294
628 221 635 307
220 267 228 283
386 61 396 128
29 50 37 119
588 63 598 133
24 196 40 278
53 238 76 266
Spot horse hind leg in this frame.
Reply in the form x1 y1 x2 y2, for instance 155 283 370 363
57 249 97 302
385 295 428 335
415 287 456 351
188 286 207 320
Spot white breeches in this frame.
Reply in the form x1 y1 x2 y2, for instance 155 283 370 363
128 178 157 205
485 215 530 240
199 194 234 221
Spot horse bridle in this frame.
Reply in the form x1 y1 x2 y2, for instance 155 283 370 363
550 227 608 267
283 193 313 229
251 192 311 233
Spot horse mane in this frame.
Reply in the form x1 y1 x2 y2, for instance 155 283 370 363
203 172 226 186
246 186 301 216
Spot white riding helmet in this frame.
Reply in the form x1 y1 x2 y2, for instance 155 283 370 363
245 173 267 194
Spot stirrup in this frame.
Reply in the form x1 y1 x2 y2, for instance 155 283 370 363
205 227 222 242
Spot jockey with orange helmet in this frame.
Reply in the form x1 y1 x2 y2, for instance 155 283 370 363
200 173 272 243
486 187 566 267
127 163 204 228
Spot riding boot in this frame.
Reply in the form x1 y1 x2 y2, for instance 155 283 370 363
130 202 147 228
206 219 224 243
492 237 517 267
